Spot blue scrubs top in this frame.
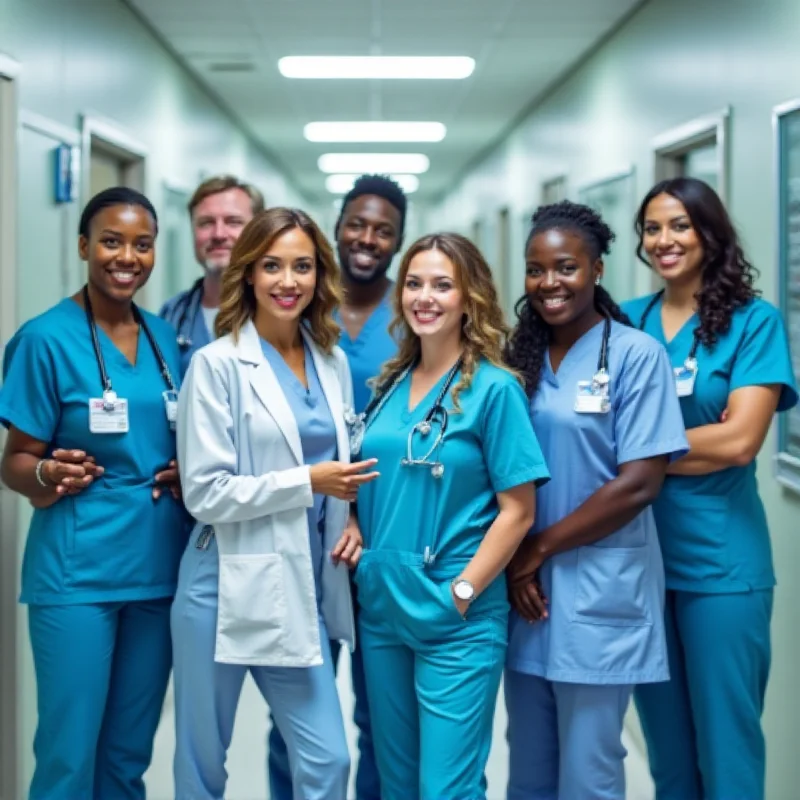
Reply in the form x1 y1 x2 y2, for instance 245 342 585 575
260 339 337 599
507 321 689 684
0 298 190 605
357 360 550 608
335 287 397 414
160 283 212 378
624 295 798 593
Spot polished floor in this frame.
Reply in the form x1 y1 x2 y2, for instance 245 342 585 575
144 650 655 800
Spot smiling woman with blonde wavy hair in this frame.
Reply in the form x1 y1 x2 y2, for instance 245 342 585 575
172 206 380 800
349 231 551 800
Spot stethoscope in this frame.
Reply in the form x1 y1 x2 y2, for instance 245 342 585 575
173 278 204 350
345 356 463 480
638 289 700 375
83 285 179 425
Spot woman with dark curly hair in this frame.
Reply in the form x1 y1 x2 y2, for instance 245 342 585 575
624 178 798 800
350 232 549 799
504 201 687 800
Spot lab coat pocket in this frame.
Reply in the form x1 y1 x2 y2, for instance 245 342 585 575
572 547 650 627
216 553 286 662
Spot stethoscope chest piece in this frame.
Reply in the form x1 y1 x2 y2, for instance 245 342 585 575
402 414 447 479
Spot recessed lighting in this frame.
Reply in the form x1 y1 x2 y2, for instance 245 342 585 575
305 122 446 143
318 153 430 174
279 56 475 80
326 174 419 194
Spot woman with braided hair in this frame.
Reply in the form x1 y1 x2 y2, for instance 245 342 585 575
624 178 798 800
503 201 688 800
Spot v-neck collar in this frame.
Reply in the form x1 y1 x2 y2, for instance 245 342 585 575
544 318 605 386
651 295 698 351
339 285 393 348
66 297 143 370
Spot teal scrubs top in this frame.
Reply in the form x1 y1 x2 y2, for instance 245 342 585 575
160 283 212 378
623 294 798 593
507 321 688 684
357 360 550 607
0 298 190 605
335 287 397 415
259 338 337 599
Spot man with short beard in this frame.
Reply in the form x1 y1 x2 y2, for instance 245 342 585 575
160 175 264 376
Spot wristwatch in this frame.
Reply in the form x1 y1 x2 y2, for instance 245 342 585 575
452 578 475 604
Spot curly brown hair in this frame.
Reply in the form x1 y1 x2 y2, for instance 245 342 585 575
215 208 341 352
635 177 759 348
375 232 517 410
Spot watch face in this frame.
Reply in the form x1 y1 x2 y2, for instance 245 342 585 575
454 580 474 601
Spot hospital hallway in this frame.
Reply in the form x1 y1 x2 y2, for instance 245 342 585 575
3 0 800 798
143 658 656 800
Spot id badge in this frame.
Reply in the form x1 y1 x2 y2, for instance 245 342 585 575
163 390 178 431
674 365 697 398
89 397 129 433
574 380 610 414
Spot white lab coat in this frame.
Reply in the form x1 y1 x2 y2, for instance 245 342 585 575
176 319 355 667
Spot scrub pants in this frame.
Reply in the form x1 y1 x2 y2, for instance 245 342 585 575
635 589 773 800
27 598 172 800
355 551 507 800
171 533 350 800
268 590 380 800
505 670 632 800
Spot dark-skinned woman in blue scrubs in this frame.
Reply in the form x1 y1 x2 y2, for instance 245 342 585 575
624 177 798 800
0 187 189 799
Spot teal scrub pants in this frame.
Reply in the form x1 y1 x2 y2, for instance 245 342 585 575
635 589 773 800
504 671 632 800
355 551 507 800
27 598 173 800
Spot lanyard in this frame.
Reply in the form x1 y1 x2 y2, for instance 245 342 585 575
639 289 700 368
83 285 177 406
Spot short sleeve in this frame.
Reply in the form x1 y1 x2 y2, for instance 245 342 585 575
615 341 689 465
730 303 798 412
480 378 550 492
0 328 61 442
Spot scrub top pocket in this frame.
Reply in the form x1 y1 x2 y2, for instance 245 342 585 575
572 547 651 627
216 553 286 663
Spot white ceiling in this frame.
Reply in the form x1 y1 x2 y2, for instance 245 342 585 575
127 0 644 203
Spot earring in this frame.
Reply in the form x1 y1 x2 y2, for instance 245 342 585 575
595 277 601 285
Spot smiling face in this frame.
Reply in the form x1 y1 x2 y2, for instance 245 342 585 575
336 194 401 284
640 192 704 285
79 204 156 304
192 187 254 274
250 226 317 325
525 228 601 327
401 247 464 343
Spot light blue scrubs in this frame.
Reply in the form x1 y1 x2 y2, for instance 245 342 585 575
160 281 212 377
624 294 798 800
270 287 396 800
172 340 350 800
505 320 688 800
0 298 189 800
355 360 549 800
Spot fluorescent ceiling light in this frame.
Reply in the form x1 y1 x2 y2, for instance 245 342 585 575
318 153 430 174
326 174 419 195
279 56 475 80
305 121 446 143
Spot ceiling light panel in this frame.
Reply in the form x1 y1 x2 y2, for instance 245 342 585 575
305 121 446 143
278 56 475 80
326 174 419 195
318 153 430 174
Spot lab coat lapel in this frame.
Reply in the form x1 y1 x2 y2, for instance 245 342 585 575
238 320 304 465
303 328 350 465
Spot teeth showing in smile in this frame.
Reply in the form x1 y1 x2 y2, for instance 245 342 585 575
273 295 299 308
111 271 136 283
659 254 681 266
415 311 439 322
543 297 568 309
